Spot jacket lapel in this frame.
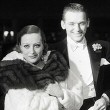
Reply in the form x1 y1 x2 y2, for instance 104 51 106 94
87 43 102 88
62 39 69 67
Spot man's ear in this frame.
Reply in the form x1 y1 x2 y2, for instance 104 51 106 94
61 20 66 30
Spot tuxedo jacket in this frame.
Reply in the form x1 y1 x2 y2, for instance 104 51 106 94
49 38 110 100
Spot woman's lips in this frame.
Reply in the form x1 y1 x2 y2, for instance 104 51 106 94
29 55 37 59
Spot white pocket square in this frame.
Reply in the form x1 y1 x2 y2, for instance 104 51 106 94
100 58 110 66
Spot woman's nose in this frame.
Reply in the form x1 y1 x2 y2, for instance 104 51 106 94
30 47 35 53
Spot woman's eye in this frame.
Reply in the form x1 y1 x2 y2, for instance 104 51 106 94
24 45 29 48
80 22 86 25
34 44 40 48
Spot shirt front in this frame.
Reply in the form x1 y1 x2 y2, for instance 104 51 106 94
67 36 96 99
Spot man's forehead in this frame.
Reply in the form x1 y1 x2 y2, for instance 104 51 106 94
64 11 87 20
65 10 86 15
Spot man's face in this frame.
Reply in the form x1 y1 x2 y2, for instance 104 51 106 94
61 11 89 43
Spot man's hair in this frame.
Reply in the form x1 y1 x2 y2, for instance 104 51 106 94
62 3 88 20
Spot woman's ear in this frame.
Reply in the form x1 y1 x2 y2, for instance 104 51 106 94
43 43 48 55
61 20 66 30
87 18 90 28
14 44 21 53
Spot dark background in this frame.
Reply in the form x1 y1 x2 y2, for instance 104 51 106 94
0 0 110 58
0 1 110 110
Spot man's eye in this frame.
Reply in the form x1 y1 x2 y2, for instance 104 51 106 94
24 45 29 48
69 23 74 26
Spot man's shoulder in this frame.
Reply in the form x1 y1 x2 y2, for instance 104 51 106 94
48 38 67 52
89 40 110 45
87 40 110 50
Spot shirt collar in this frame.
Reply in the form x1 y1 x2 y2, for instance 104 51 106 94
67 36 87 51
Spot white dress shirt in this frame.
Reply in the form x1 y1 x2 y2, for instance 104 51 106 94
67 36 96 99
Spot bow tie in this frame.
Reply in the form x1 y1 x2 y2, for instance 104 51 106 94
70 43 86 51
77 43 86 48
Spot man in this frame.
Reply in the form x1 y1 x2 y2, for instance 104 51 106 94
49 3 110 110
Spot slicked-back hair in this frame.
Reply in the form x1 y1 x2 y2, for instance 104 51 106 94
62 3 88 21
15 25 48 55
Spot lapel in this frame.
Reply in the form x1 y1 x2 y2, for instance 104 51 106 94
62 38 69 67
87 43 102 87
63 39 102 88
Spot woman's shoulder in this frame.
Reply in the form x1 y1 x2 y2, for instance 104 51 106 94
49 50 65 59
45 50 64 60
2 51 23 61
46 50 68 66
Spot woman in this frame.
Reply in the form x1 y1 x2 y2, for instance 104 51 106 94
0 25 83 110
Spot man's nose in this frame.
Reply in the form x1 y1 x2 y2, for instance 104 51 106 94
74 24 81 32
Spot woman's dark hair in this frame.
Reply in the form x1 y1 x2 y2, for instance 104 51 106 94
15 25 48 55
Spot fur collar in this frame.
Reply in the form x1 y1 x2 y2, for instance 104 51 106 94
0 51 68 93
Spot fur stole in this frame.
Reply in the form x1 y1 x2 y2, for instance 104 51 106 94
0 51 68 93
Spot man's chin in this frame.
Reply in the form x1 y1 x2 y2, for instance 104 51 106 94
76 38 84 42
72 37 84 43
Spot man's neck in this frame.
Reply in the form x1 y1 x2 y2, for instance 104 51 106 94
67 36 87 46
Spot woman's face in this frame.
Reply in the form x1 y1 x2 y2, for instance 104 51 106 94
19 33 44 64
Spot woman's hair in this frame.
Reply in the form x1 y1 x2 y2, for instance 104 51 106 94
15 25 48 55
62 3 88 21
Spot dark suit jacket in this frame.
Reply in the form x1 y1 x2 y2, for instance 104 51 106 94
49 38 110 100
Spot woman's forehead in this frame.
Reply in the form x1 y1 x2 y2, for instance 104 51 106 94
21 33 42 43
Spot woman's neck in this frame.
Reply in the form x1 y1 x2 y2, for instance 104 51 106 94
23 58 45 69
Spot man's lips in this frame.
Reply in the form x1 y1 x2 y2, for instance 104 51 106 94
72 33 83 36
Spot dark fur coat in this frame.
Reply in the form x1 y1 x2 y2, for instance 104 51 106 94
0 51 68 93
